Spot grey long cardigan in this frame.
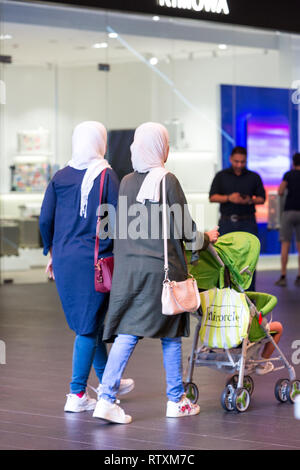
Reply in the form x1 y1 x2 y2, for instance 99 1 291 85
103 171 208 342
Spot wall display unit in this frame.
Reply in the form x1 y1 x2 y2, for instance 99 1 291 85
10 128 53 193
17 128 51 155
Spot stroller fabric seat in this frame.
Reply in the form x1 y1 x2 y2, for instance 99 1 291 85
246 291 278 342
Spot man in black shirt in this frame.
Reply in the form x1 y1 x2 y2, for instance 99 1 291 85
209 146 266 290
276 153 300 287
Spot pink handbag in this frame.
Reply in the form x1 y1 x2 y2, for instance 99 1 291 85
94 169 114 293
161 176 200 315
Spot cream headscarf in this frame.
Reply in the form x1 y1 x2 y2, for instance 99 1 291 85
131 122 170 204
68 121 111 218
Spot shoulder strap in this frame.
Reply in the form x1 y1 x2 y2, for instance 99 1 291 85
94 169 107 265
162 175 191 280
162 175 169 281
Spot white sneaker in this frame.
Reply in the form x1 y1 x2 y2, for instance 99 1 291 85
64 392 97 412
255 361 274 375
166 394 200 418
93 398 132 424
96 378 135 399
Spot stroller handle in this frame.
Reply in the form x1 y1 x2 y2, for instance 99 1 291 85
207 243 225 268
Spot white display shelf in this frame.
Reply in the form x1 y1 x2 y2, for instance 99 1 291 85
0 193 44 218
0 248 47 272
13 154 52 164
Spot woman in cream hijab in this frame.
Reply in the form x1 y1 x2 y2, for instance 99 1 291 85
93 122 219 424
39 121 134 413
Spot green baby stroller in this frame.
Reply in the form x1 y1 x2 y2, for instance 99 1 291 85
184 232 300 413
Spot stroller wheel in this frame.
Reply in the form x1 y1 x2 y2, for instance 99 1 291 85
232 388 251 413
221 385 234 412
243 376 254 396
274 379 290 403
226 375 254 396
287 380 300 404
226 374 239 388
184 382 199 404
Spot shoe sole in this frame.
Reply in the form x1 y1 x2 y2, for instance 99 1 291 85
166 407 200 418
93 412 132 424
64 405 96 412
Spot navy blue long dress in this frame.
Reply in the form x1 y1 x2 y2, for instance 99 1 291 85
39 166 120 335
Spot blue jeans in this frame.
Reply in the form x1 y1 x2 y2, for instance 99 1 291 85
100 334 185 403
70 325 108 394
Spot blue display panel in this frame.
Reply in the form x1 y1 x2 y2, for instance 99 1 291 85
220 84 298 254
247 116 290 186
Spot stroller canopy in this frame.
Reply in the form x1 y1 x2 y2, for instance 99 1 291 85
189 232 261 291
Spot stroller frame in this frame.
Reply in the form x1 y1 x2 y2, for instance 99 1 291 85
184 244 299 413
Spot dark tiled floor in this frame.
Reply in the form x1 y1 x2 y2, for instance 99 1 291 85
0 270 300 450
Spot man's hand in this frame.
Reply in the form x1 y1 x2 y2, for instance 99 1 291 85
228 193 250 204
206 226 220 244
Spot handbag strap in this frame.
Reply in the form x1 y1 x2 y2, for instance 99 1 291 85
94 169 107 266
162 175 192 282
162 175 169 281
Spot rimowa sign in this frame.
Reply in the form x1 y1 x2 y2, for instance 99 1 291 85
157 0 230 15
24 1 300 35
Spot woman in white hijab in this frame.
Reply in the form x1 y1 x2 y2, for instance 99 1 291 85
39 121 134 413
93 122 219 424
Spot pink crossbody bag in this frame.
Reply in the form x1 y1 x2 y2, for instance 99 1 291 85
94 169 114 293
161 176 200 315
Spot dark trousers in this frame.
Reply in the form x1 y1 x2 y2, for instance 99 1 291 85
219 218 258 292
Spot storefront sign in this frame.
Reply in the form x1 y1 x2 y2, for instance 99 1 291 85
23 1 300 35
157 0 230 15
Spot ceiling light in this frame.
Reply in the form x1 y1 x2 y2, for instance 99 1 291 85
149 57 158 66
152 16 160 21
92 42 108 49
108 32 118 39
218 44 228 50
0 34 12 40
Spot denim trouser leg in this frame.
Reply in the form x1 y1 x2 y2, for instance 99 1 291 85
100 335 184 404
70 328 108 394
93 325 108 384
101 334 139 403
161 337 184 403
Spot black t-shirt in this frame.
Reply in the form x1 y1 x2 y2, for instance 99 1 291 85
209 167 266 216
283 169 300 211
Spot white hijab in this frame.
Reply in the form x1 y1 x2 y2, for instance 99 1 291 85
68 121 111 218
131 122 170 204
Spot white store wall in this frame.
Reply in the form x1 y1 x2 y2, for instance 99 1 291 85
1 8 300 278
1 48 283 195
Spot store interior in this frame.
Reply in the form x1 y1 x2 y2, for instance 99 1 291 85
0 1 300 283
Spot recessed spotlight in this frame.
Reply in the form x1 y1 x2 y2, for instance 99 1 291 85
218 44 228 50
92 42 108 49
108 32 118 39
0 34 12 40
149 57 158 66
152 16 160 21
